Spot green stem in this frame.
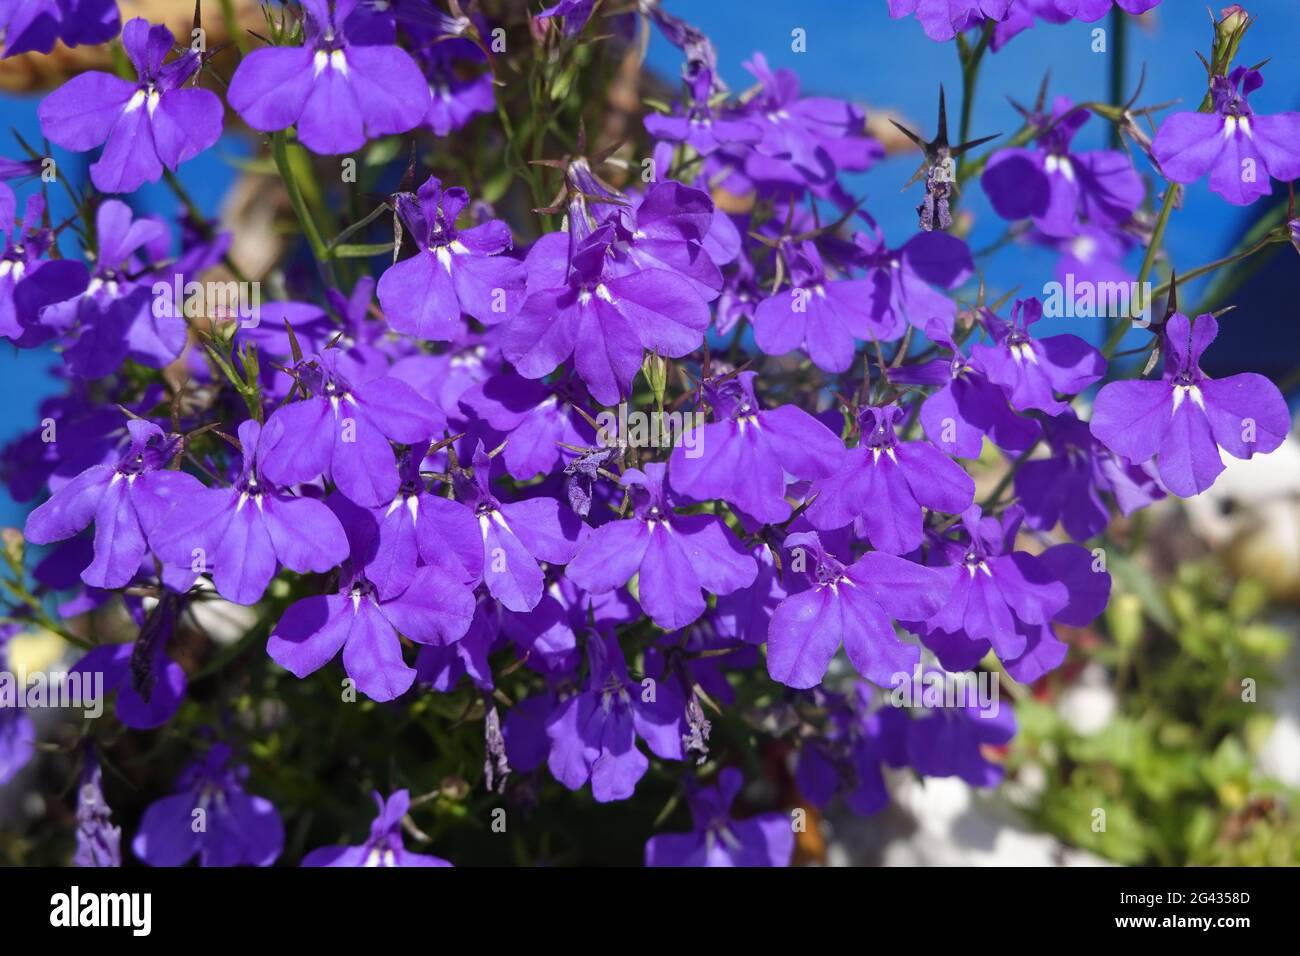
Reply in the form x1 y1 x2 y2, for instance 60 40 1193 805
271 132 335 285
1107 7 1127 150
957 23 993 153
1103 184 1177 358
218 0 248 57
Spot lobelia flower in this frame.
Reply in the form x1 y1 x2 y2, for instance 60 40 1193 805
645 767 793 867
887 0 1014 42
596 178 729 301
0 185 89 342
1015 409 1164 541
414 596 498 693
981 96 1144 237
303 789 452 866
753 240 876 373
849 228 973 338
919 505 1075 667
504 221 710 406
1152 67 1300 205
70 606 188 730
1090 311 1290 497
24 420 206 589
797 685 910 816
534 0 595 37
458 370 595 481
897 669 1017 787
38 18 223 193
227 0 430 155
377 175 526 340
766 531 946 689
993 0 1162 52
919 535 1110 682
545 633 684 802
567 463 757 631
267 492 477 702
151 419 350 605
453 443 586 612
889 319 1041 459
668 371 845 525
330 448 483 603
258 349 446 508
643 96 763 158
73 744 121 867
34 201 180 378
969 296 1106 414
132 743 284 867
806 404 975 554
733 52 882 187
0 0 120 58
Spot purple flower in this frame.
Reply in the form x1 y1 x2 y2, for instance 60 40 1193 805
890 320 1041 459
0 185 89 342
419 37 494 136
888 0 1015 42
267 493 477 702
668 371 845 524
754 240 876 373
850 229 973 338
1090 311 1290 497
377 175 526 340
1152 67 1300 205
38 18 223 193
734 53 882 186
151 419 350 605
766 532 946 689
921 505 1077 666
645 767 793 866
73 744 121 867
797 686 909 816
644 101 763 157
453 443 585 612
227 0 430 155
132 743 283 867
969 297 1106 414
70 595 187 729
303 789 452 866
981 96 1144 237
1015 409 1164 540
459 370 594 480
36 200 180 378
545 633 684 802
899 670 1017 787
24 420 206 589
258 349 446 508
0 0 120 58
597 179 728 301
504 222 711 406
535 0 595 37
807 404 975 553
567 463 757 631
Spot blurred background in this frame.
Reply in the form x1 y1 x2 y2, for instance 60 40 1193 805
2 0 1298 865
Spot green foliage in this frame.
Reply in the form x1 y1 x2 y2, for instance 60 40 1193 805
1009 559 1300 865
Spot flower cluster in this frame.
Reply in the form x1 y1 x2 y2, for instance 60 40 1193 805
0 0 1293 868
